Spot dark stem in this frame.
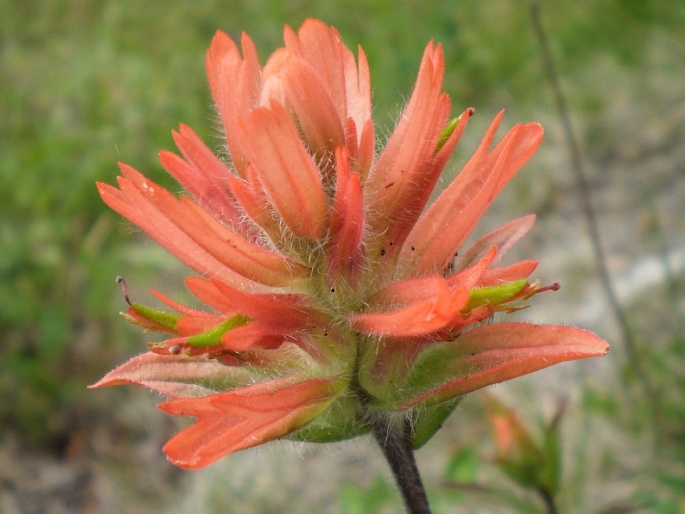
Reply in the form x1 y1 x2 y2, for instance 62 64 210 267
371 415 431 514
537 487 559 514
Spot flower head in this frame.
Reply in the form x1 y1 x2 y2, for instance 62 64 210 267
484 393 565 495
91 19 608 469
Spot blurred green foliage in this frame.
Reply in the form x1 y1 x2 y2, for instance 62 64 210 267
339 476 402 514
1 0 684 511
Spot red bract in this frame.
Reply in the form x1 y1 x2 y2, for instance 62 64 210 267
91 19 608 469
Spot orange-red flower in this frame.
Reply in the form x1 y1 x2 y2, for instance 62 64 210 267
91 19 608 469
484 393 564 495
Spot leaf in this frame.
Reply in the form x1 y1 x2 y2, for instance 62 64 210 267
411 397 462 448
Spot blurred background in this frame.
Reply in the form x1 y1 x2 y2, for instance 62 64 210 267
1 0 683 512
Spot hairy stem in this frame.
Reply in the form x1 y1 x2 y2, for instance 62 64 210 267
371 415 431 514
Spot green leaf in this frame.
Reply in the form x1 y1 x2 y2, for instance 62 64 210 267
412 397 462 448
287 395 369 443
541 420 562 494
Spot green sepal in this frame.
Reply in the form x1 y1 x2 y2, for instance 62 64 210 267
357 338 420 408
363 338 481 411
411 396 463 448
465 279 527 310
287 395 370 443
131 303 181 332
187 314 251 347
360 340 454 411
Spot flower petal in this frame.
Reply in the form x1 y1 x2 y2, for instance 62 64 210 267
379 323 609 410
219 322 286 350
159 376 345 469
367 42 452 261
88 352 247 399
343 45 372 147
102 163 305 287
228 167 281 239
160 125 242 228
399 113 544 277
283 19 371 144
446 246 498 289
98 179 246 289
206 30 261 176
327 147 365 280
205 277 320 330
350 283 470 337
479 261 539 286
354 119 375 184
374 107 474 268
237 102 328 240
456 215 536 271
265 50 345 160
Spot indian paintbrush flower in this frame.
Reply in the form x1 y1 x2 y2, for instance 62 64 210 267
91 19 608 476
484 393 566 512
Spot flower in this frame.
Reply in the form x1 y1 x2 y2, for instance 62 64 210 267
91 19 609 469
484 393 565 496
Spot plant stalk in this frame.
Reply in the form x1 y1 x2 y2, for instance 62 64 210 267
538 487 559 514
371 415 431 514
